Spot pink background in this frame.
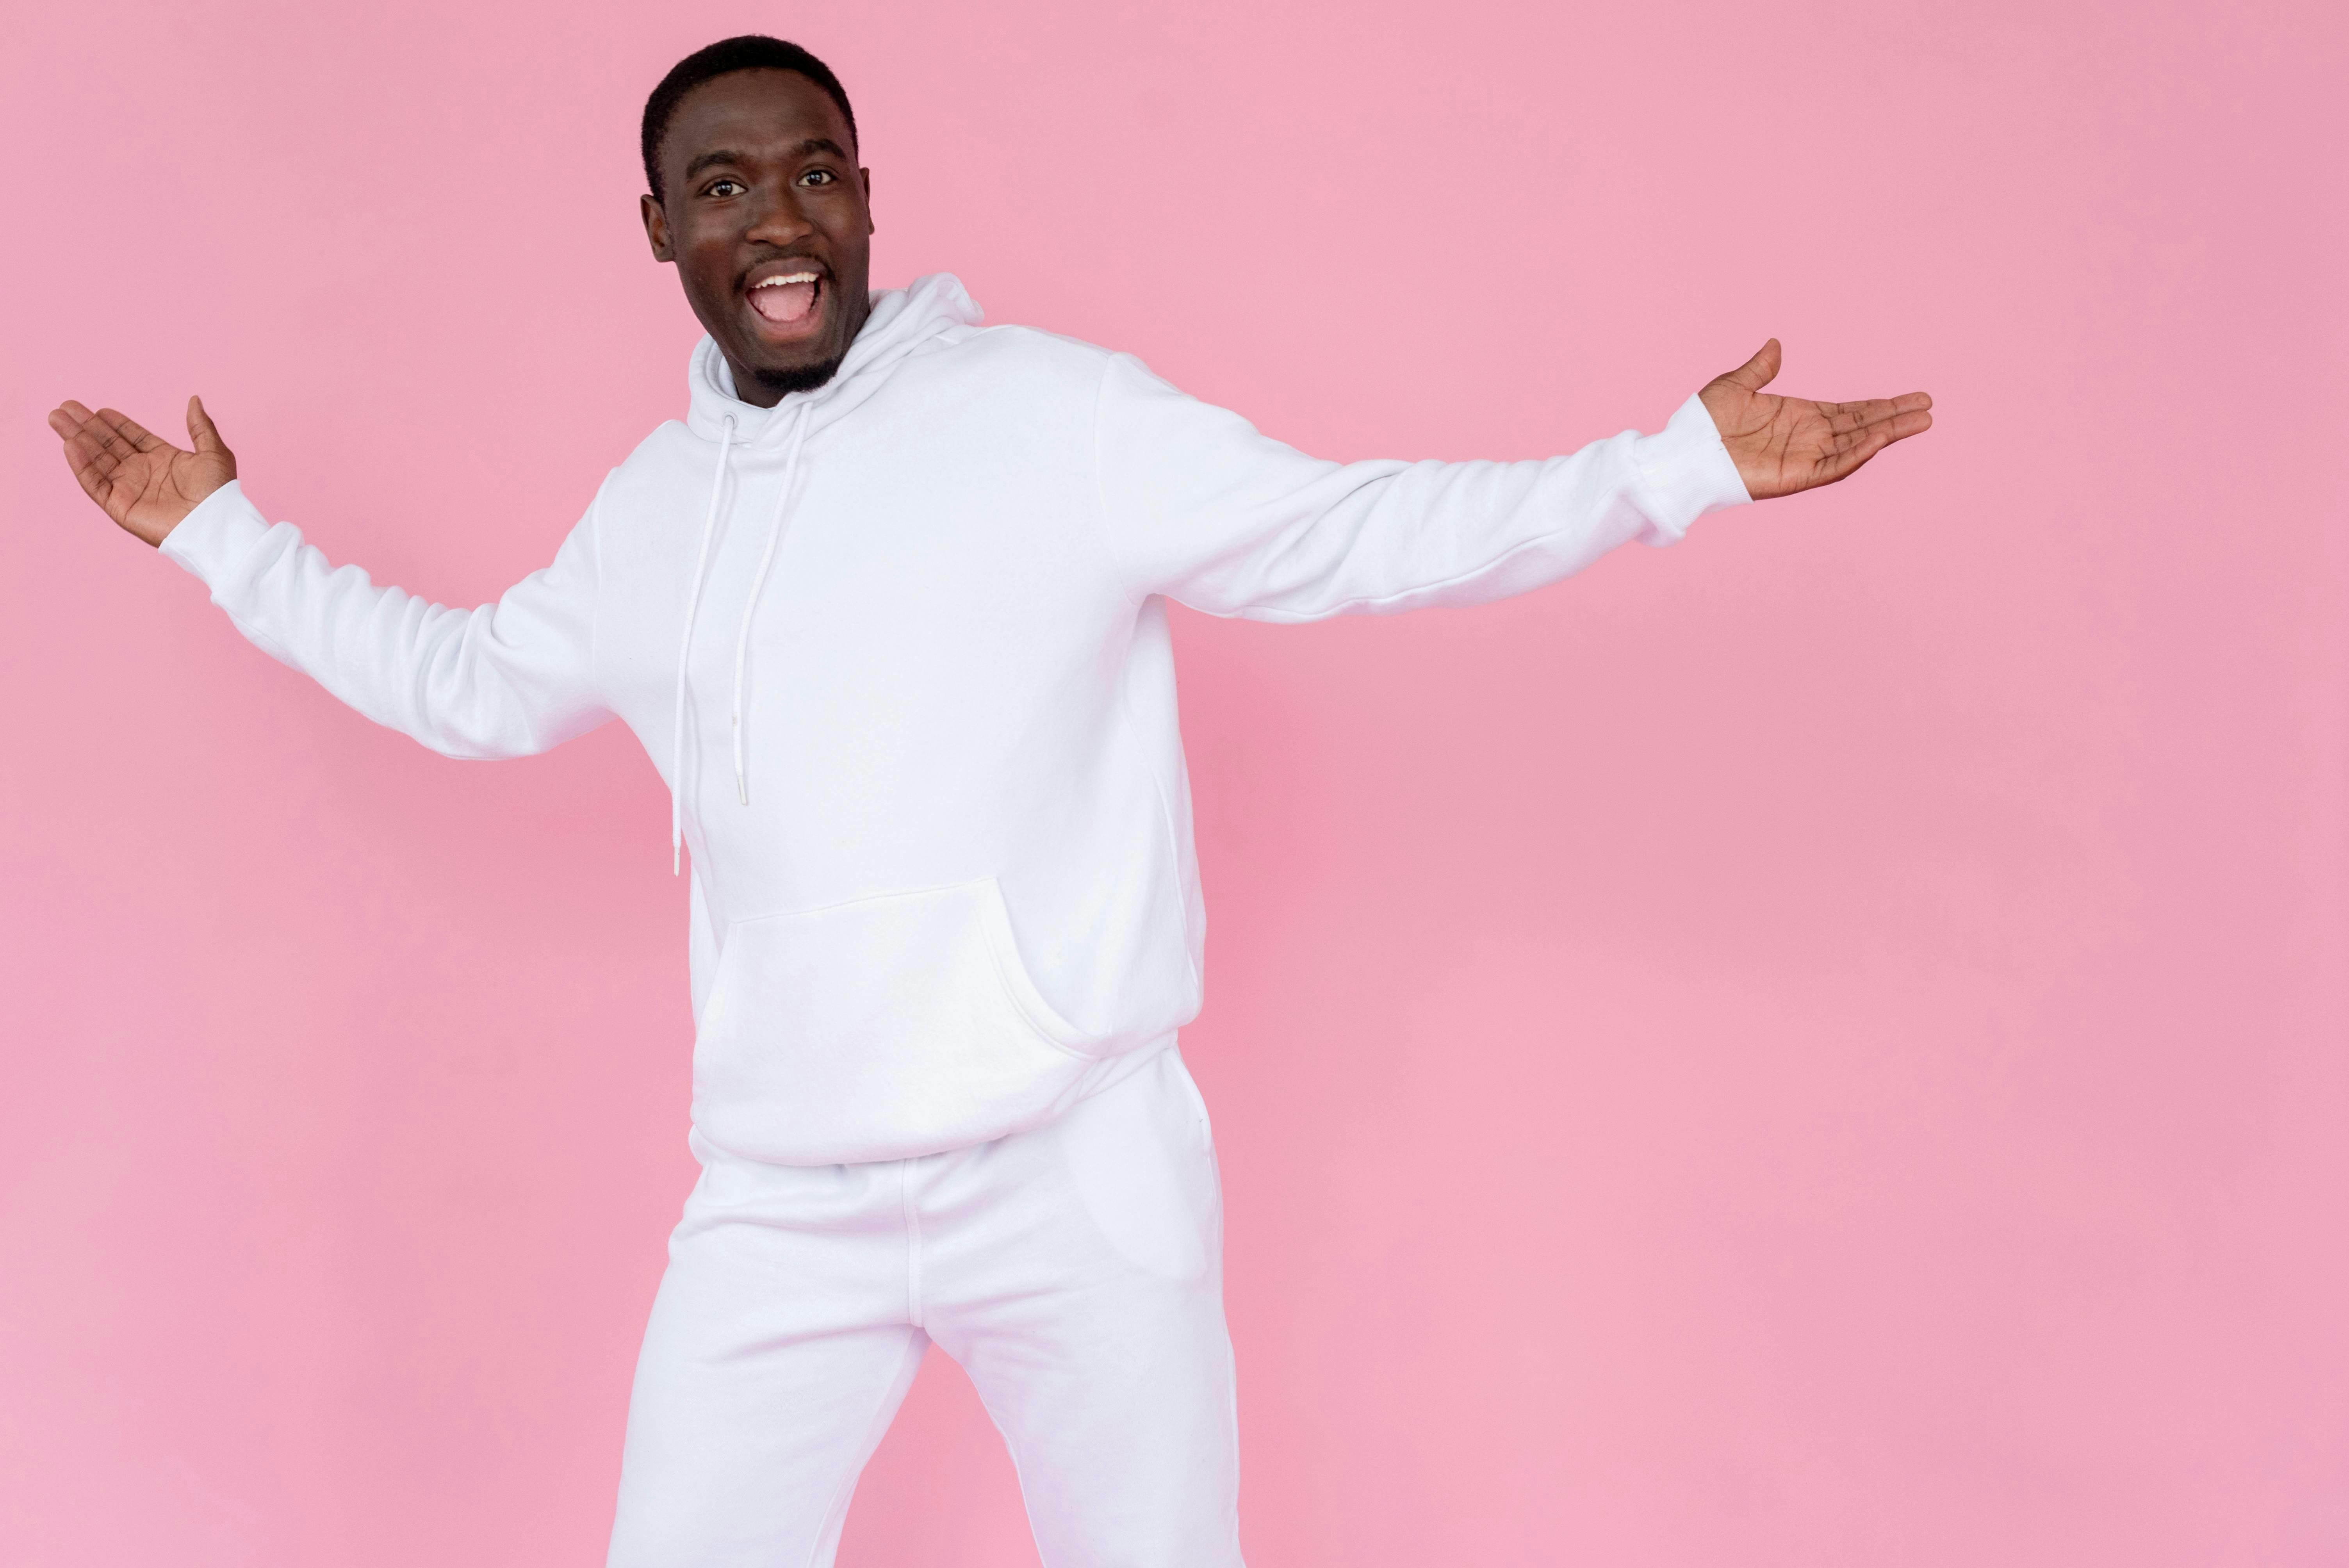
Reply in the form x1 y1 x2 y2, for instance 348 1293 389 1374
4 0 2345 1562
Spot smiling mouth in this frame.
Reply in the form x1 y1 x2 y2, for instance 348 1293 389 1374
749 271 821 328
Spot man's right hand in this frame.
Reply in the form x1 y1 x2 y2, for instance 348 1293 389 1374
47 397 237 548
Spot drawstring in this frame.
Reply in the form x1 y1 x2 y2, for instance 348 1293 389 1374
669 402 811 873
731 402 812 805
670 415 735 874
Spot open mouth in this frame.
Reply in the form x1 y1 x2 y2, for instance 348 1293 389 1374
748 270 822 331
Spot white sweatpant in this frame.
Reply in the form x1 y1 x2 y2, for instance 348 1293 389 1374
606 1047 1244 1567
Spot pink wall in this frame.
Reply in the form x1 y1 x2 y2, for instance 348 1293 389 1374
4 0 2344 1562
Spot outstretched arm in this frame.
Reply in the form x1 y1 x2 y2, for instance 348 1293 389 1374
1094 344 1932 621
46 397 610 760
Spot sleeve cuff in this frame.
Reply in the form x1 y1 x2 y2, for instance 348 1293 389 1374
157 479 270 587
1631 392 1752 543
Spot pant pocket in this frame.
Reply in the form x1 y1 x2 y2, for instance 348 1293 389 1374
1058 1049 1219 1282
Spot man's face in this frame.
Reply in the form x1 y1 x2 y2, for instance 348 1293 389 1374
642 69 873 408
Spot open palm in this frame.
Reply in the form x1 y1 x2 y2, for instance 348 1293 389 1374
1699 341 1932 501
46 397 236 547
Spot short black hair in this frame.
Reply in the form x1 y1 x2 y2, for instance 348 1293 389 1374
641 36 857 203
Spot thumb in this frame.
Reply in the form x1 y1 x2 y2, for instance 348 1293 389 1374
1721 339 1782 393
186 394 229 456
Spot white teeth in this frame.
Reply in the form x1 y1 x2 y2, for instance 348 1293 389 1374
752 272 819 288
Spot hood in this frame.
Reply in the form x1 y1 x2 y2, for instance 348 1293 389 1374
684 271 984 445
665 271 986 873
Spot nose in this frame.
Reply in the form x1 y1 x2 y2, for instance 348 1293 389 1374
745 179 816 248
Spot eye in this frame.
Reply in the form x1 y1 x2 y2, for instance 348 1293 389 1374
702 178 744 198
798 168 838 187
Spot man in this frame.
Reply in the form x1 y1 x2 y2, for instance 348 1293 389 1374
46 33 1932 1568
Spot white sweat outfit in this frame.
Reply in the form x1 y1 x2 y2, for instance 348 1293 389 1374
157 273 1751 1564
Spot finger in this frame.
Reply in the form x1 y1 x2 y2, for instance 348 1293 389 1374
1817 410 1933 483
1825 404 1931 454
1845 406 1934 447
1816 397 1900 435
62 421 123 477
186 395 228 456
50 400 101 441
56 429 117 505
80 406 165 461
93 406 167 454
1720 338 1782 392
1815 427 1893 485
48 404 126 495
1815 391 1934 437
78 410 148 466
1880 407 1933 442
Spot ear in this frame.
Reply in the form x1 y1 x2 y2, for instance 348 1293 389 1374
860 167 875 235
640 192 675 262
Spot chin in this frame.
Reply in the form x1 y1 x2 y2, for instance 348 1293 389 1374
749 352 849 397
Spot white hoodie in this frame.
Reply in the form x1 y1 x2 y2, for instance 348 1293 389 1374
160 274 1750 1164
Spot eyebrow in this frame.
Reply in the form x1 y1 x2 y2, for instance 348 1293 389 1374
683 138 852 181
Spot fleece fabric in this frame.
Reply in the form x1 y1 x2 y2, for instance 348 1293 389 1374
159 273 1750 1164
606 1046 1239 1568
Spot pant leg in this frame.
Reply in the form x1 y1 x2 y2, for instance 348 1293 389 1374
607 1137 927 1568
919 1048 1245 1567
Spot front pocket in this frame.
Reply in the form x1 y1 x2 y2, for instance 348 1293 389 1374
692 877 1101 1164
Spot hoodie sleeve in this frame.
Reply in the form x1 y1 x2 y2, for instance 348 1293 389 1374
1091 351 1751 621
157 479 610 759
